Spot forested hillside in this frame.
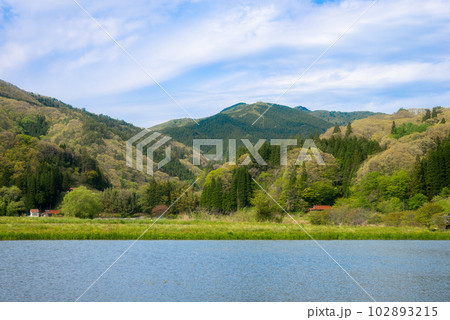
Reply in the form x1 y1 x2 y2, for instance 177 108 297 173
1 80 448 229
0 80 199 213
155 102 334 149
309 109 382 125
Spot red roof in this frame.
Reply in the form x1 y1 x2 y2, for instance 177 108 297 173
30 209 40 213
309 205 332 211
44 210 61 214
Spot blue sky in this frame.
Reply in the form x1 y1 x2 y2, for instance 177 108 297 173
0 0 449 127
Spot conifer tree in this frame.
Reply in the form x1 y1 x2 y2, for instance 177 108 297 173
345 122 352 137
332 125 341 134
431 107 438 118
422 109 431 122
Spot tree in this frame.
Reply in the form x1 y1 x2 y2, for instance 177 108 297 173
415 203 443 229
333 125 341 134
422 109 431 122
229 166 253 210
384 170 411 201
252 189 284 222
61 186 102 219
302 181 338 205
411 135 450 198
440 118 446 124
345 122 352 137
431 107 438 118
408 193 428 210
391 121 396 134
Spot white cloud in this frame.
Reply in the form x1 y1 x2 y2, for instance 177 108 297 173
0 0 449 126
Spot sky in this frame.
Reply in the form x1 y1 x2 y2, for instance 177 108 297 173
0 0 449 127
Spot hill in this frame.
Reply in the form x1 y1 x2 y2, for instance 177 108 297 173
156 102 334 149
0 80 199 196
321 107 450 178
295 106 382 125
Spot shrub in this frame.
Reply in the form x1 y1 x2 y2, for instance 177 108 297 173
440 187 450 197
367 212 383 225
152 205 169 217
383 212 405 227
430 213 447 230
252 190 285 222
309 210 330 225
415 203 444 229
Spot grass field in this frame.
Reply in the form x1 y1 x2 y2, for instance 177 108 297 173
0 216 448 240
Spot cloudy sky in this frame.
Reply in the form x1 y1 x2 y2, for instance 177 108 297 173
0 0 449 127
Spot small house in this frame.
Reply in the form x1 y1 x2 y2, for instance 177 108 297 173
29 209 40 217
309 205 332 211
42 210 61 217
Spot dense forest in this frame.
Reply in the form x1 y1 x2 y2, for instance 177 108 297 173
1 80 449 229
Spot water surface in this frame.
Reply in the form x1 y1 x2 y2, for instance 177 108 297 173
0 240 448 301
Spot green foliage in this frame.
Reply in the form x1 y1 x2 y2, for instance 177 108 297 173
391 122 432 139
302 181 338 205
415 203 444 229
19 115 49 138
309 210 330 225
60 187 102 219
359 170 412 208
0 186 25 216
422 109 431 122
391 121 396 134
159 103 333 151
376 197 403 213
345 122 352 137
408 193 428 210
431 107 438 118
100 188 140 217
159 158 195 182
200 166 254 212
411 135 450 199
310 110 381 126
252 189 284 222
138 179 177 214
317 135 382 196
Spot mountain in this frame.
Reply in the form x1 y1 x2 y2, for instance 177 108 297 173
155 102 334 148
0 80 200 194
306 109 382 125
321 107 450 177
295 106 311 112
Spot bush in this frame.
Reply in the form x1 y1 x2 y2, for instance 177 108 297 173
430 213 447 230
415 203 444 229
252 190 285 222
440 187 450 197
367 212 383 225
383 212 404 227
309 210 330 225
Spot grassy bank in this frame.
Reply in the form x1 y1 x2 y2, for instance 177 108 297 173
0 217 448 240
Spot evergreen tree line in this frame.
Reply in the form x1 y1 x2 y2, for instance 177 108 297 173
200 166 253 212
317 131 382 196
411 135 450 199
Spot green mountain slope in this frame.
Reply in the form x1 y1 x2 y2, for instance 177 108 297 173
307 109 382 125
158 102 334 148
0 80 201 196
